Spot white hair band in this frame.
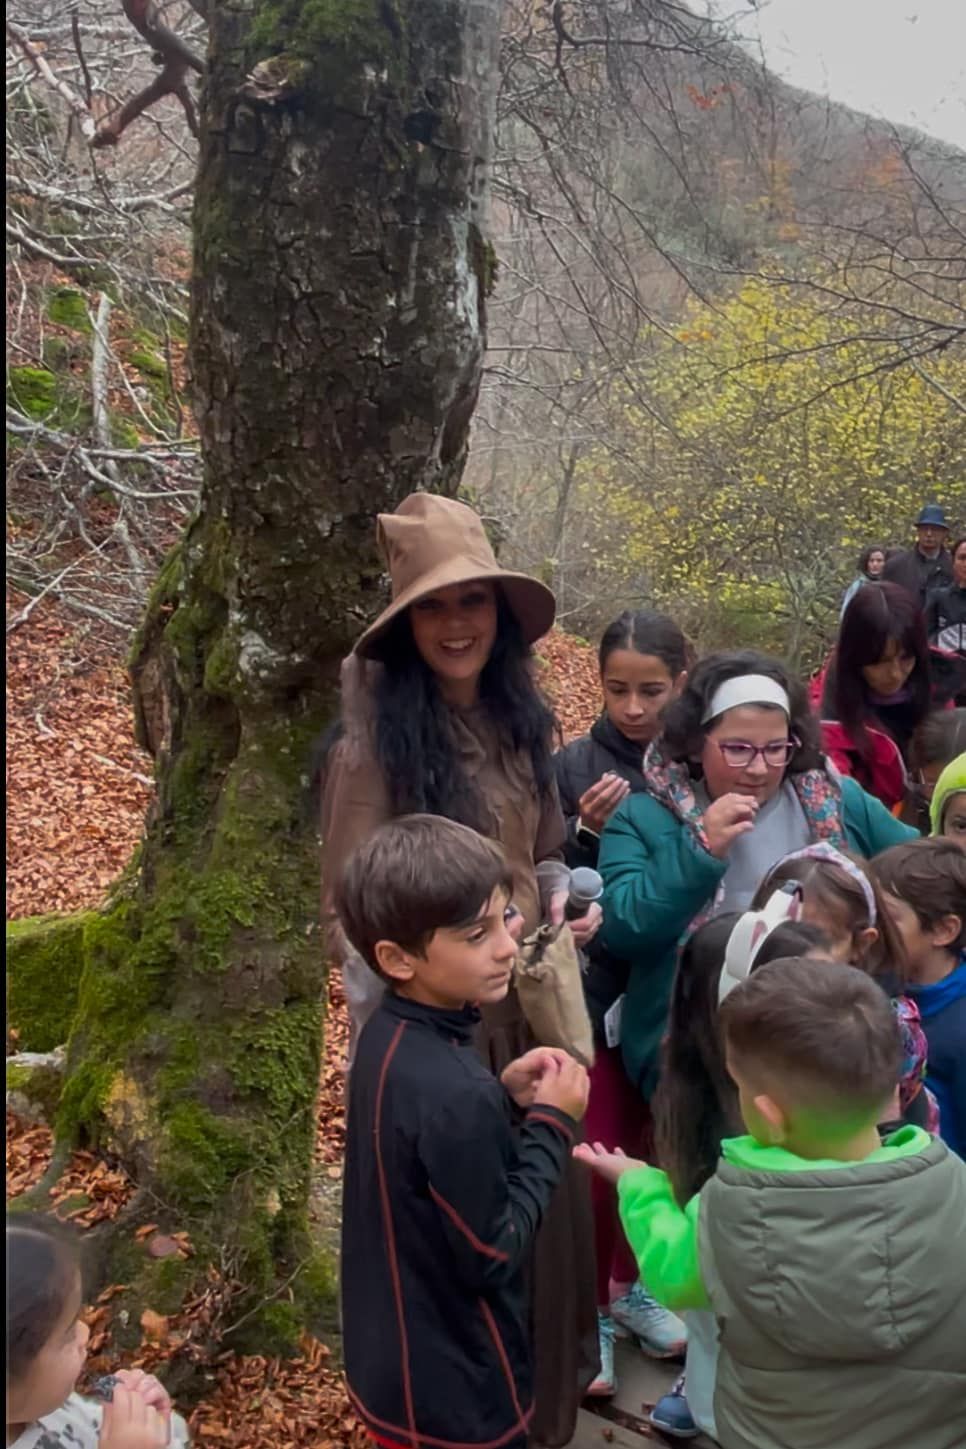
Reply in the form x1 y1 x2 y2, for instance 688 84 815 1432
702 674 791 725
718 883 805 1005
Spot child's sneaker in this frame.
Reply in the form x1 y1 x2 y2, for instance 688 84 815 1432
611 1284 687 1359
585 1312 617 1397
649 1374 700 1439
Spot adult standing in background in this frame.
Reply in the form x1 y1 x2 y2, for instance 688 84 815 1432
927 536 966 659
841 543 886 618
320 492 599 1446
882 503 953 604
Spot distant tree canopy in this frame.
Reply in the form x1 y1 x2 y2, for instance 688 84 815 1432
546 272 966 665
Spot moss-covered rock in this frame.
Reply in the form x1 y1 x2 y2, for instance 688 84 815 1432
6 913 93 1050
7 366 58 419
110 415 141 449
6 1049 66 1123
47 287 92 332
129 349 168 382
6 366 91 432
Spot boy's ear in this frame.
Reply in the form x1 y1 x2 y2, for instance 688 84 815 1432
373 940 416 983
930 913 963 951
753 1092 788 1146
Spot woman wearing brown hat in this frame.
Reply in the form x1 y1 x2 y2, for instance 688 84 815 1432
321 492 600 1445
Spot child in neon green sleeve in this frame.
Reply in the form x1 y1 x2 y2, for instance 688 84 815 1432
576 958 966 1449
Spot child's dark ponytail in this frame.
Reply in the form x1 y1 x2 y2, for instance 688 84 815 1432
655 914 831 1205
6 1213 79 1386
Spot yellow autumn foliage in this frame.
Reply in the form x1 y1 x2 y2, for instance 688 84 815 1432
579 274 966 666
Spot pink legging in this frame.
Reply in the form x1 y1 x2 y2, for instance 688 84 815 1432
584 1044 654 1307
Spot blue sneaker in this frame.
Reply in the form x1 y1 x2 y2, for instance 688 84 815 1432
611 1284 687 1359
585 1312 617 1397
649 1374 699 1439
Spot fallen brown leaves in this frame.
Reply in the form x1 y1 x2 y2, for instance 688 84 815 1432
4 1110 135 1227
315 974 349 1169
536 630 600 742
190 1337 370 1449
5 1108 54 1196
6 590 153 918
6 606 602 1446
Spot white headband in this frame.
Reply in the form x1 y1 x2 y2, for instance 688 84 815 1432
702 674 791 725
718 884 804 1005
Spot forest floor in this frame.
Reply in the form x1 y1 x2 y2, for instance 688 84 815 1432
5 599 601 1447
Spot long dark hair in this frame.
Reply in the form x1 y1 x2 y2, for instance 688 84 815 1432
833 582 931 756
660 650 822 777
372 589 558 828
598 610 690 677
654 914 832 1206
7 1213 79 1387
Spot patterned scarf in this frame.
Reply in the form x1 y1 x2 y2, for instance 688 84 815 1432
642 739 848 936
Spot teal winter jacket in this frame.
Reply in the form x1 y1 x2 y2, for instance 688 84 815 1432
598 775 916 1096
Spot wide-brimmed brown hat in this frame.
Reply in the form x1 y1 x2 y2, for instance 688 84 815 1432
353 493 556 658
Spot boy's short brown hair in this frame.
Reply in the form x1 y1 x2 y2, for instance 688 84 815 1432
872 839 966 951
720 958 902 1118
334 814 514 975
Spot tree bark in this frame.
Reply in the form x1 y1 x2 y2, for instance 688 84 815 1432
43 0 504 1355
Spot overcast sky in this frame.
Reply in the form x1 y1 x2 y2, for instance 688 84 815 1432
713 0 966 149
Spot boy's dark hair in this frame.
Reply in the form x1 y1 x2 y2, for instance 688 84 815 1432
660 650 822 776
872 839 966 951
720 958 902 1117
655 915 831 1205
7 1213 80 1385
334 814 514 974
910 709 966 774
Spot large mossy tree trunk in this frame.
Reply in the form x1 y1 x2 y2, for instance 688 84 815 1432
17 0 504 1353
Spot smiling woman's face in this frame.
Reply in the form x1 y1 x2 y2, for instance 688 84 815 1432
409 580 498 700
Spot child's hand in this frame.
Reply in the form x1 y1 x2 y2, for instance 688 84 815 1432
502 1047 574 1107
573 1140 646 1184
702 793 759 859
113 1369 172 1420
532 1054 589 1122
98 1385 168 1448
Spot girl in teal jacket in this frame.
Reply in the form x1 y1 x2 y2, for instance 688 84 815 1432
598 650 915 1099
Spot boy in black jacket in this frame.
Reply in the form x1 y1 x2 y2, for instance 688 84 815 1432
335 814 590 1449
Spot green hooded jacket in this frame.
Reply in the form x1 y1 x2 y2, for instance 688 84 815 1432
599 773 914 1096
618 1128 966 1449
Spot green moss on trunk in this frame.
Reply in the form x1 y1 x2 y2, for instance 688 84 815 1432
7 913 94 1050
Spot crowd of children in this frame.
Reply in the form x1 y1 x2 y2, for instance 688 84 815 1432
8 493 966 1449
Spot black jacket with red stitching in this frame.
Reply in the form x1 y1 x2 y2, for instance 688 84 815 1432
341 990 575 1449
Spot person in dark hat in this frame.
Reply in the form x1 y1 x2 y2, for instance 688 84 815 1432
882 503 954 603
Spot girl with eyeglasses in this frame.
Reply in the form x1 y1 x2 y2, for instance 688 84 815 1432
596 650 915 1111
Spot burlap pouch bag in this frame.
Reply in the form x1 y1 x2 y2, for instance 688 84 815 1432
514 921 594 1068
